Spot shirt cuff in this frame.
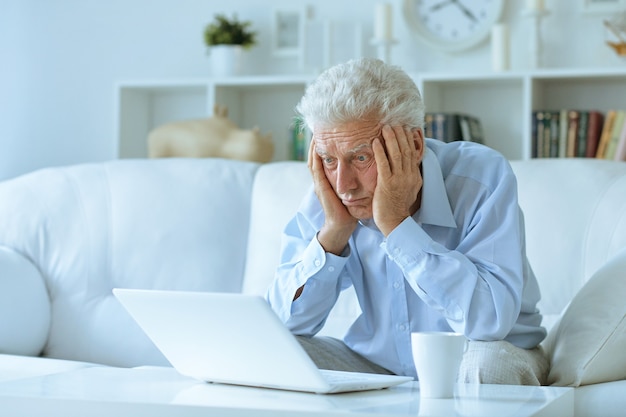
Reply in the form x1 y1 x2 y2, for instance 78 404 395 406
381 216 432 265
299 233 350 281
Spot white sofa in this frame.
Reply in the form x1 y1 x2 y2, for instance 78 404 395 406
0 156 625 416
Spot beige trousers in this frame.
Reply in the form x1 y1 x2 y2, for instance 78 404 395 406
297 336 549 386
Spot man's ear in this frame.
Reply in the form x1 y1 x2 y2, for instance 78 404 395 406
412 127 425 161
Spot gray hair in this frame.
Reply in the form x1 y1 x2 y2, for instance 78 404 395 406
296 58 425 132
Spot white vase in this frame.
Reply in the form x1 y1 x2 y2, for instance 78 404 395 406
209 45 243 77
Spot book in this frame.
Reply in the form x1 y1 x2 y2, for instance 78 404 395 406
290 116 311 161
576 111 589 157
424 113 434 138
433 113 446 140
444 114 461 142
613 118 626 161
433 113 446 142
531 112 538 158
558 109 568 158
596 110 617 158
459 115 471 141
465 115 485 144
424 112 482 143
430 113 446 140
566 110 580 158
533 111 547 158
543 112 554 157
603 110 626 160
548 111 560 157
585 111 604 158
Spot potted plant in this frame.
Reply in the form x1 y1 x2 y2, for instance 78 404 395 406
204 14 257 77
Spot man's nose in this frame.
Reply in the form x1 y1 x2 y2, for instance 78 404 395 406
335 162 358 195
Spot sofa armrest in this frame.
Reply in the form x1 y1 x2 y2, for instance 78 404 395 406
0 246 50 356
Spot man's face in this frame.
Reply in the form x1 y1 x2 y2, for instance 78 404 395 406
314 120 380 220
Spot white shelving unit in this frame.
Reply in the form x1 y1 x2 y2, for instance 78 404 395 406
115 68 626 162
115 75 310 161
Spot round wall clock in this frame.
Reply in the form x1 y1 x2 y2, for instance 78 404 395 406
403 0 504 52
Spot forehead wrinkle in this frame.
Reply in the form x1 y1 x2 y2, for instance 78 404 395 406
313 121 380 156
315 140 373 157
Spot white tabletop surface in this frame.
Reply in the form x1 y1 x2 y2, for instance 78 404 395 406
0 366 574 417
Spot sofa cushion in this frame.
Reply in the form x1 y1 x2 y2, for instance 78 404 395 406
242 161 311 296
242 161 361 338
510 159 626 332
0 158 260 367
545 246 626 386
0 247 50 356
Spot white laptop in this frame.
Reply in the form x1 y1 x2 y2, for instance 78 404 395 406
113 288 412 394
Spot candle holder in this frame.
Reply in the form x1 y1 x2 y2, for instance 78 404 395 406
491 24 509 72
522 8 549 69
370 38 398 64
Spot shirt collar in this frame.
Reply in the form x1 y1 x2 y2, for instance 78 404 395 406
415 149 457 228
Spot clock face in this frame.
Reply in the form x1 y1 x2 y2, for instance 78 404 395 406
403 0 504 52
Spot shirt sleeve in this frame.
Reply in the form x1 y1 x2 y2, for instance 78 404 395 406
381 171 525 341
265 212 350 336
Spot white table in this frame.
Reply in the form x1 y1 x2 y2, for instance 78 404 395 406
0 366 573 417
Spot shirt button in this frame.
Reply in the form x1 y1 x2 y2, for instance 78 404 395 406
328 266 335 272
314 259 321 267
398 324 407 332
393 281 401 289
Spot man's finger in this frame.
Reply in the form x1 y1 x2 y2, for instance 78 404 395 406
308 141 325 181
382 125 404 173
392 125 416 168
372 137 390 178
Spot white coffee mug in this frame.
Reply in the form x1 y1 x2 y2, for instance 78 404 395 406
411 331 467 398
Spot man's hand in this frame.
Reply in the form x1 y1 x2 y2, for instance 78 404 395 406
308 139 358 255
372 125 423 236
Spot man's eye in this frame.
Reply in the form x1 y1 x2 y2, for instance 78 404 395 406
323 157 336 165
355 154 368 162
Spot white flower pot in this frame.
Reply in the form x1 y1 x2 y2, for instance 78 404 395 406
209 45 243 77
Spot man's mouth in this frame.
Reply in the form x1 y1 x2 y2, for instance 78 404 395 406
342 197 368 206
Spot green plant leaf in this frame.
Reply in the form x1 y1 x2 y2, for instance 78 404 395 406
203 13 257 49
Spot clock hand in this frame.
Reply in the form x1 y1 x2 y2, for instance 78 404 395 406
429 0 454 12
451 0 478 23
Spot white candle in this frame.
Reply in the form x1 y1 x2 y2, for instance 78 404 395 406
491 23 509 72
374 3 393 41
526 0 544 12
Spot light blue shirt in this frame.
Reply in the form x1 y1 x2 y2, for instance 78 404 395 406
266 139 546 378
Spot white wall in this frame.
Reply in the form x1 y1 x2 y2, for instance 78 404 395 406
1 0 624 180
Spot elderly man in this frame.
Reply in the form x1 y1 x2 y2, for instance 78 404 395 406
266 58 548 385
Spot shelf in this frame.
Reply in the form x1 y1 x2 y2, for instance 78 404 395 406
115 68 626 162
212 82 308 161
416 76 526 160
116 83 211 159
531 77 626 111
